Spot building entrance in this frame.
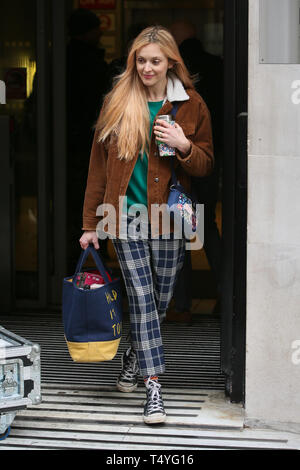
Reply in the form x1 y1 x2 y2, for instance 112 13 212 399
0 0 247 403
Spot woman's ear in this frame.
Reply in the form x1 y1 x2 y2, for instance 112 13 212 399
168 60 175 70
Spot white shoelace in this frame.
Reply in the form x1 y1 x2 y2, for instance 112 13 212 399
145 378 165 414
120 348 139 380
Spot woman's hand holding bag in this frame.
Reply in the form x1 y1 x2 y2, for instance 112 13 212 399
79 231 100 250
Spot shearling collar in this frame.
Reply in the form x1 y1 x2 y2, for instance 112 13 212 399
165 73 190 103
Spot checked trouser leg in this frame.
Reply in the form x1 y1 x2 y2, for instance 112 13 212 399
112 237 185 377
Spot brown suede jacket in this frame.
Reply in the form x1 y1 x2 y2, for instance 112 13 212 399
82 87 214 237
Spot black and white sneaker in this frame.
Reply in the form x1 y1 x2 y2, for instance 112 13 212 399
116 347 139 392
143 378 166 424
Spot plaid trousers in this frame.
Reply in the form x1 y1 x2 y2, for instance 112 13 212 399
112 228 185 377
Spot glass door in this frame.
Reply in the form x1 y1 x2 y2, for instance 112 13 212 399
0 0 52 311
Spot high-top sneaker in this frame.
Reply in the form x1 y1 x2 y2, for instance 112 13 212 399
143 377 166 424
116 347 139 392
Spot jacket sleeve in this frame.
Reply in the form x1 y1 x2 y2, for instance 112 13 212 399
175 98 214 177
82 131 108 231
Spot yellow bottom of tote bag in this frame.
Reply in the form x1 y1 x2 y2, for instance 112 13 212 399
66 337 121 363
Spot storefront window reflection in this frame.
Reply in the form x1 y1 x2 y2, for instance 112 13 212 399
0 0 39 300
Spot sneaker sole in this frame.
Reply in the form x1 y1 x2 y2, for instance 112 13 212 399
116 382 138 393
143 413 166 424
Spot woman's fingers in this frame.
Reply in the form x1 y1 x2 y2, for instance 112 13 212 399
155 119 170 126
79 232 99 251
154 122 182 133
80 239 88 250
93 239 100 250
154 125 169 133
154 120 172 130
80 238 88 250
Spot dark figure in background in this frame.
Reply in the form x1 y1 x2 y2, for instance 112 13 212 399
167 21 223 321
66 8 110 272
108 23 149 87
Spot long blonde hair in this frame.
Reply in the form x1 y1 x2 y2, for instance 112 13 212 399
96 25 194 161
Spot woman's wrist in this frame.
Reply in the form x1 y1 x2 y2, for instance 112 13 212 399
177 138 191 156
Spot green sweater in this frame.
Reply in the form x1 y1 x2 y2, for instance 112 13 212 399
126 100 163 212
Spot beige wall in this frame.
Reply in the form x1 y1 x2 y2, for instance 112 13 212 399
246 0 300 426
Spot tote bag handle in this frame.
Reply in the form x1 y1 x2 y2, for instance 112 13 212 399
72 244 111 284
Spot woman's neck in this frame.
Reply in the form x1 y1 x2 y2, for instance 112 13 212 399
146 80 167 102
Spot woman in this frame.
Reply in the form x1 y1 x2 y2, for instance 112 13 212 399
79 25 214 424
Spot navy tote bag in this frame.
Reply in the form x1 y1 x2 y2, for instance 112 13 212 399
62 244 122 362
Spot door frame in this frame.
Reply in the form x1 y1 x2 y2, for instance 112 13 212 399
51 0 68 306
221 0 248 403
0 115 13 312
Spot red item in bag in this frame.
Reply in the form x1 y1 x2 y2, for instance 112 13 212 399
75 270 112 288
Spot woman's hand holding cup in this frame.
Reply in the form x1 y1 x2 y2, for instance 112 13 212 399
154 119 191 156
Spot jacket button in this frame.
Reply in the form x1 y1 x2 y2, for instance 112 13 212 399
154 177 159 183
